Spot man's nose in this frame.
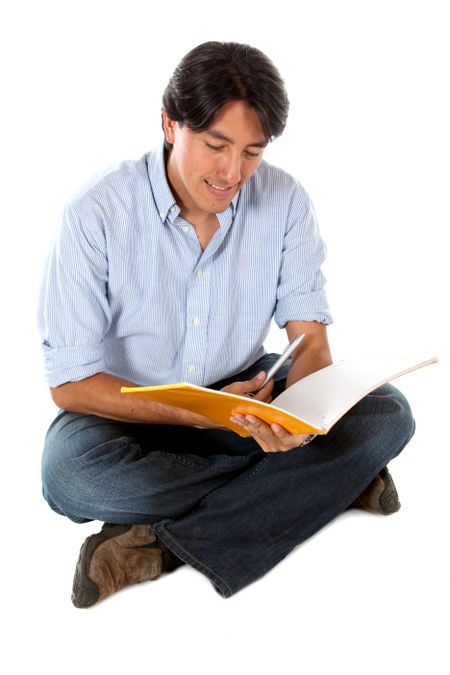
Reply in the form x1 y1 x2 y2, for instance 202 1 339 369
217 153 241 184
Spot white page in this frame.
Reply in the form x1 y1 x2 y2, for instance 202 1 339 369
271 356 437 432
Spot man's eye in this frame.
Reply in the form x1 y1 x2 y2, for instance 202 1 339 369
206 143 223 151
245 151 261 159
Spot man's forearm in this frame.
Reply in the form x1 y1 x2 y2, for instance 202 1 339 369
285 336 332 388
50 372 214 426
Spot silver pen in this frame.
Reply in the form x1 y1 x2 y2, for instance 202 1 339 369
254 332 305 392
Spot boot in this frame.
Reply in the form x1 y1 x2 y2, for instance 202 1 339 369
352 467 401 515
72 523 179 608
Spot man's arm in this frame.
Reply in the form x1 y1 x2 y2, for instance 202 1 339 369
50 370 273 429
284 320 332 388
50 372 218 427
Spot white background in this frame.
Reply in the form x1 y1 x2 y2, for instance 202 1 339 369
1 1 448 673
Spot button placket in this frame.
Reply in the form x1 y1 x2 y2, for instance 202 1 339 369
181 263 210 383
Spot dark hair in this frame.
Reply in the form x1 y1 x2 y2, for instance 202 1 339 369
162 41 289 149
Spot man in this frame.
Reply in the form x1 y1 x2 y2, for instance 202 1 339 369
38 41 415 608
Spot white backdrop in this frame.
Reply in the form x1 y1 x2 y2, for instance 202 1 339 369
1 1 448 673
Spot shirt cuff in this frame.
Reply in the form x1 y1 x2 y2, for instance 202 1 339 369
42 343 106 387
274 289 333 328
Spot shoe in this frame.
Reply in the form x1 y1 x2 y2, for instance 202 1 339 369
352 467 401 515
72 523 176 608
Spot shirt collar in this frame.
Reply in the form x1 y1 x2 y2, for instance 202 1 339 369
147 140 240 226
147 141 179 224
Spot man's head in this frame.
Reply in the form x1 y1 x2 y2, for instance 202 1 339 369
161 42 289 219
162 41 289 150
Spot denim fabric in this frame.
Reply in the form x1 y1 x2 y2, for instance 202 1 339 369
42 353 415 597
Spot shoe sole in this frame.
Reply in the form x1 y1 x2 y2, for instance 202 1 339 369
351 467 401 515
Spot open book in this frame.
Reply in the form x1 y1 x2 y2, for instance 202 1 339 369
121 356 437 437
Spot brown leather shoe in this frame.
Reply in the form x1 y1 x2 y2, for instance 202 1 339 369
352 467 401 515
72 523 166 608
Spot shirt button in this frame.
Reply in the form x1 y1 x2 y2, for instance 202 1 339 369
170 206 176 213
188 365 196 374
182 225 190 233
197 268 203 277
193 317 201 326
159 212 165 219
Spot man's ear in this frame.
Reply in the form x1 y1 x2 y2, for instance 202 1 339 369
162 110 177 145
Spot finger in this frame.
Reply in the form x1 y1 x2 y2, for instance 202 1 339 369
242 415 284 450
230 414 261 430
231 414 271 442
230 415 294 453
271 423 284 434
251 378 274 402
247 371 267 394
270 422 293 440
224 371 267 397
230 414 246 426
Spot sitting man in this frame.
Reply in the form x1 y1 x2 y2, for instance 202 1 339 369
38 41 415 608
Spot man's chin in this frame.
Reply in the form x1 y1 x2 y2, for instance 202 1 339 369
212 203 232 214
210 190 241 214
204 179 240 207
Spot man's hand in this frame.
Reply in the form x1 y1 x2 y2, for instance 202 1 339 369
229 413 310 453
192 371 273 429
183 371 310 450
225 371 309 452
221 371 274 402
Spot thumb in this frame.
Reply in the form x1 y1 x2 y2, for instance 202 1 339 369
248 371 266 391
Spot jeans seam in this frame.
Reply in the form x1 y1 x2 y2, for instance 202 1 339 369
158 451 254 469
242 454 270 481
157 452 211 469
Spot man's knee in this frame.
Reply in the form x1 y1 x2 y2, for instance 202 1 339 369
366 384 416 456
378 384 415 437
337 383 415 466
41 411 136 522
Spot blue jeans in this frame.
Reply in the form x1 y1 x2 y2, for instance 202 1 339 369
41 354 415 598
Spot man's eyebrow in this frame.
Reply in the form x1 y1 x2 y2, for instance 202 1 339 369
206 129 268 148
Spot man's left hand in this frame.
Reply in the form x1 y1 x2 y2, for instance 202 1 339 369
229 413 309 453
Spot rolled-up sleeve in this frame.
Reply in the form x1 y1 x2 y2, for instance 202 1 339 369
38 198 111 387
274 186 332 328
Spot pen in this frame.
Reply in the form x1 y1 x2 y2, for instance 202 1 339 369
254 332 305 393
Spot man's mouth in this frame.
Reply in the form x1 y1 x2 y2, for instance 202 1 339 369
205 179 237 196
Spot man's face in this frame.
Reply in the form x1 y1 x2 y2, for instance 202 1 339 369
163 100 267 219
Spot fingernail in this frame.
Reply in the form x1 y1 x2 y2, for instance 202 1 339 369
256 371 265 379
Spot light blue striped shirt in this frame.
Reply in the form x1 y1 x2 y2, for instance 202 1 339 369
38 142 332 388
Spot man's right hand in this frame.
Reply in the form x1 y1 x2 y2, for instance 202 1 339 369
221 371 273 403
191 371 273 429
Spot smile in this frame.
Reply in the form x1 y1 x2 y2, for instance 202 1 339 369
205 179 236 194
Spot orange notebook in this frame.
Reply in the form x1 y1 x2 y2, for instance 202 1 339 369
121 356 437 437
